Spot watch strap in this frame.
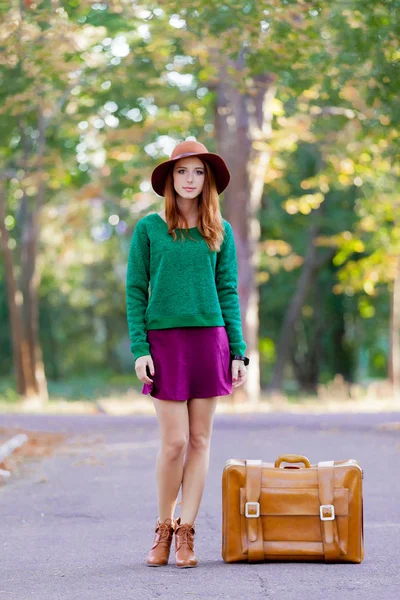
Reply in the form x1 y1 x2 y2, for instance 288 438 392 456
230 353 250 366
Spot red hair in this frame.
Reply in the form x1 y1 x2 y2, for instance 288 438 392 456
163 160 225 252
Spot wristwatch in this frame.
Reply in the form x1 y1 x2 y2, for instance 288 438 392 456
230 353 250 366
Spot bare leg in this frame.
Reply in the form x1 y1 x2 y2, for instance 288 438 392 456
179 396 218 524
152 398 189 522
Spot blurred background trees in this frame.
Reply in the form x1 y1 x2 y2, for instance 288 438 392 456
0 0 399 406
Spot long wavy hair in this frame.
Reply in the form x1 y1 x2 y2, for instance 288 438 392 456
163 160 225 252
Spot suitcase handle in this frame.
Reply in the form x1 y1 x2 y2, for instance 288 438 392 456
275 454 311 469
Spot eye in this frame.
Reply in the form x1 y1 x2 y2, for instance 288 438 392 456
196 170 204 175
177 169 186 174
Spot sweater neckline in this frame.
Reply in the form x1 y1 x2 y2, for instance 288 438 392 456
155 213 198 230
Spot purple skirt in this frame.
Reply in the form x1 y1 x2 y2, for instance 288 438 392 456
142 326 232 401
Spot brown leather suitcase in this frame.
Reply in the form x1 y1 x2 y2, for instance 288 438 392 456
222 454 364 563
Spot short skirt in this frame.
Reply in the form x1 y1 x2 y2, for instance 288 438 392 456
141 326 232 401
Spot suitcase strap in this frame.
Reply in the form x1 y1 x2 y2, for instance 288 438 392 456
317 461 341 561
245 459 264 562
244 460 342 562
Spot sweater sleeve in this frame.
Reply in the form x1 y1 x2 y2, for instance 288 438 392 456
126 219 151 361
215 221 247 356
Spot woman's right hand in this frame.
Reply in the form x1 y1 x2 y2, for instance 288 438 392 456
135 355 155 384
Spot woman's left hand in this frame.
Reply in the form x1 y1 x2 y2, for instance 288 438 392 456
232 359 247 388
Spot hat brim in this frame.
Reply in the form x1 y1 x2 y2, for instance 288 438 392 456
151 152 230 197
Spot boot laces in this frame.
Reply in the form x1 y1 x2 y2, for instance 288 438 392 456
157 522 172 542
176 524 194 548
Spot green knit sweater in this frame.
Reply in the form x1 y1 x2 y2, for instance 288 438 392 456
126 212 246 361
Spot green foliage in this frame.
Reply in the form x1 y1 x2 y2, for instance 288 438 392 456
46 369 136 401
0 0 399 396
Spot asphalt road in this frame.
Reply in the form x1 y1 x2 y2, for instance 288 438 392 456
1 411 400 600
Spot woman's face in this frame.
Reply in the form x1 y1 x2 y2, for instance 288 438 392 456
173 157 205 199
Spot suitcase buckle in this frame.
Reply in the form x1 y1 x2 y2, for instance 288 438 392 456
320 504 335 521
245 501 260 518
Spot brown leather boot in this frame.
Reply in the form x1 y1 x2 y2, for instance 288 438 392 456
146 517 175 567
174 517 198 568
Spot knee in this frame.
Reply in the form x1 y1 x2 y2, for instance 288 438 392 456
189 431 210 453
162 436 188 462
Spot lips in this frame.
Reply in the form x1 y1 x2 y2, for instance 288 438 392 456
183 187 196 191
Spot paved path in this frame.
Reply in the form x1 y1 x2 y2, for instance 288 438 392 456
1 412 400 600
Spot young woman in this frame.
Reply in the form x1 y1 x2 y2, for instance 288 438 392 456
126 140 249 568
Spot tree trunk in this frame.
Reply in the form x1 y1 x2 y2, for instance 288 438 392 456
0 107 49 404
290 282 324 393
269 225 337 393
388 255 400 400
19 108 49 404
214 57 276 404
270 225 320 393
104 315 120 373
0 183 35 397
20 202 48 402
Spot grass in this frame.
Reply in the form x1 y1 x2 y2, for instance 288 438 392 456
0 371 142 403
0 373 398 415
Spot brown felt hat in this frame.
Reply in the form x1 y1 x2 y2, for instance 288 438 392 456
151 140 231 197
